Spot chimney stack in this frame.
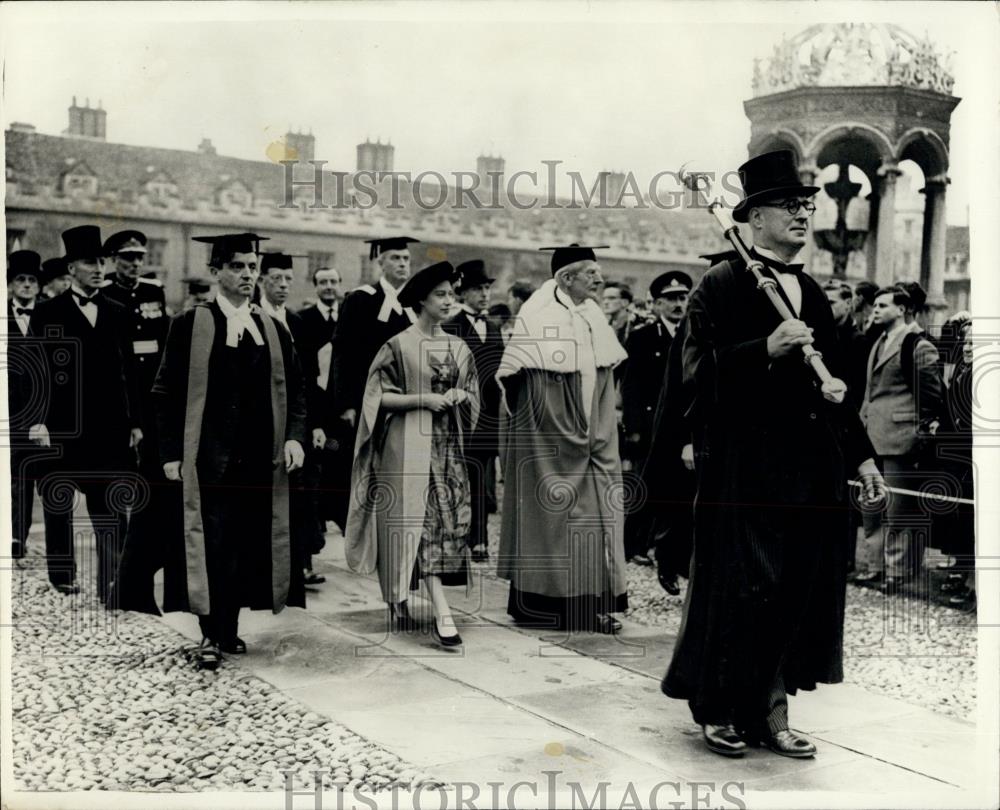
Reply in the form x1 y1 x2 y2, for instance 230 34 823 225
356 138 394 173
198 137 217 156
66 97 106 140
284 129 316 162
477 154 505 188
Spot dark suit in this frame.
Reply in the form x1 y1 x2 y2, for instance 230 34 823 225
662 255 875 738
296 303 342 528
329 282 413 525
29 291 141 600
153 301 307 640
443 307 505 550
7 300 47 556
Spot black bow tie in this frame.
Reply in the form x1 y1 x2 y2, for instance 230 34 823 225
470 312 486 322
72 290 98 305
756 253 804 277
14 306 33 316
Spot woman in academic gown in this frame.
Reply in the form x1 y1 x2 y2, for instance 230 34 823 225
345 262 480 648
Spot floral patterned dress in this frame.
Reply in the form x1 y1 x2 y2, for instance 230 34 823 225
412 345 472 587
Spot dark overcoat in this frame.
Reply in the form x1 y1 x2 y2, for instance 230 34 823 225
442 309 505 452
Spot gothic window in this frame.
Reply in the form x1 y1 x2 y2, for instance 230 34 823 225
144 169 178 202
146 238 167 268
60 161 98 196
216 179 252 209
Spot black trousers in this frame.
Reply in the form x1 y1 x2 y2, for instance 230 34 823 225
38 465 130 602
196 461 271 644
10 445 39 556
464 448 496 550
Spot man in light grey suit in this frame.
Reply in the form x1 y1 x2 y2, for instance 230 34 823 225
856 286 942 590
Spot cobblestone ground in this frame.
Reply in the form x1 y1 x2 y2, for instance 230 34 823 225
10 549 441 793
484 485 977 724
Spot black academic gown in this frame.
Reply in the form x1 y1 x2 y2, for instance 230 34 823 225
133 301 307 616
328 282 413 525
661 256 876 733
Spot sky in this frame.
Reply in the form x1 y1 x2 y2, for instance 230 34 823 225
1 1 996 225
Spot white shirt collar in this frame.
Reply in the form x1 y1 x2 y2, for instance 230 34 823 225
71 283 98 301
659 316 678 337
260 296 286 323
379 275 401 301
317 300 335 319
216 294 265 347
753 245 801 266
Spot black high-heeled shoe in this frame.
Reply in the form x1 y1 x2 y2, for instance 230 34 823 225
389 601 416 631
431 616 463 649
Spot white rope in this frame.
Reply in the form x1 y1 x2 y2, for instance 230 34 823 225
847 479 975 506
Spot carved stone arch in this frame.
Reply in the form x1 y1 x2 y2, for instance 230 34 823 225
809 123 894 171
895 128 949 178
749 128 807 161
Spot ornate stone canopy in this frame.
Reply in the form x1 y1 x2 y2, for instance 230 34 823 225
752 23 955 97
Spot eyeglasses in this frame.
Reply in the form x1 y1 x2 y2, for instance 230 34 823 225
760 199 817 216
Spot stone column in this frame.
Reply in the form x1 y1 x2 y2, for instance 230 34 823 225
864 190 880 281
799 161 820 271
874 161 902 287
920 174 950 313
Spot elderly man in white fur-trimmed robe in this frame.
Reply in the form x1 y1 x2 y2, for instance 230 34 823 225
496 243 629 634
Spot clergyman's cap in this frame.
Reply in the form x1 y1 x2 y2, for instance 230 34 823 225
538 243 609 275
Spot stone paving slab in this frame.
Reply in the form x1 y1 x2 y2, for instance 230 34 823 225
148 527 984 799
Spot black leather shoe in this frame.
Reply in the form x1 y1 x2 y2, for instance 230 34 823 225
431 617 463 649
194 638 223 671
221 637 247 654
658 573 680 595
703 724 747 757
761 729 816 758
389 601 417 631
594 614 622 634
303 570 326 586
54 583 80 595
630 553 654 567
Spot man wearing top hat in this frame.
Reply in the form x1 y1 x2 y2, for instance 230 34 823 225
442 259 505 562
661 151 885 759
330 236 419 527
496 243 629 634
7 250 45 558
27 226 142 599
150 233 306 669
621 271 693 581
40 256 73 300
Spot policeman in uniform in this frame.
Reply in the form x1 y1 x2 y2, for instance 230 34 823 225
329 236 419 526
101 230 172 611
621 272 693 573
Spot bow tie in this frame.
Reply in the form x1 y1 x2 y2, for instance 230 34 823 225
72 290 99 305
14 306 33 316
757 255 804 276
471 312 486 322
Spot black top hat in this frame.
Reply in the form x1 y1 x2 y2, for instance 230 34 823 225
398 261 458 308
7 250 42 283
61 225 105 263
731 150 820 223
364 236 420 261
538 243 610 275
41 257 69 285
103 230 148 255
650 270 693 299
455 259 494 290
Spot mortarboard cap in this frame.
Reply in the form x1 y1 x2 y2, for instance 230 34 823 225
364 236 420 261
650 271 693 299
192 233 269 267
539 243 609 275
260 252 305 273
7 250 42 282
103 230 148 255
398 261 458 308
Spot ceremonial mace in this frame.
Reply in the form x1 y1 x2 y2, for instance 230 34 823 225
680 166 847 404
